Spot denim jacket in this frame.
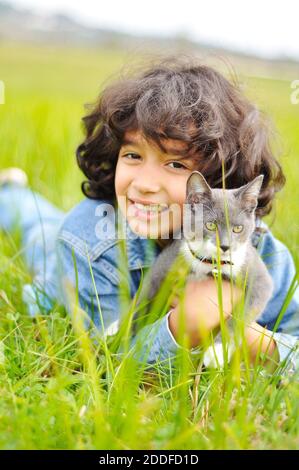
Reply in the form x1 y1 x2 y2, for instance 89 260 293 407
1 185 299 374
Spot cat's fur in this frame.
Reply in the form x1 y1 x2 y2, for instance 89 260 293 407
133 171 273 368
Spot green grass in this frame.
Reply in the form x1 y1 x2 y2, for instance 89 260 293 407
0 42 299 450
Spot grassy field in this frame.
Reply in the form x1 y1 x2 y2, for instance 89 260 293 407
0 42 299 450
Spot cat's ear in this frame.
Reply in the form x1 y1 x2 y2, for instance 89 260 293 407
186 171 212 202
234 174 264 212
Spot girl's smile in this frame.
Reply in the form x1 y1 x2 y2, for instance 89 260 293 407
128 199 169 220
128 196 169 220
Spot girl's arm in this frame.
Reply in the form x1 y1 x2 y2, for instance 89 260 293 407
55 237 184 367
253 230 299 376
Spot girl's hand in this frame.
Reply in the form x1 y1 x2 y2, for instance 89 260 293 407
244 322 279 371
168 278 242 348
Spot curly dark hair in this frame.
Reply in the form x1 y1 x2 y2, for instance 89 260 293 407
76 53 285 217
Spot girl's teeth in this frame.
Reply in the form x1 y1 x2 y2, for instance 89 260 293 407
134 202 168 212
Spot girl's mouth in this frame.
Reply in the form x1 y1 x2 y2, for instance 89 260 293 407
128 199 169 220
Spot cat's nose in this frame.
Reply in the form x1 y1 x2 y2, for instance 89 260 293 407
220 245 229 253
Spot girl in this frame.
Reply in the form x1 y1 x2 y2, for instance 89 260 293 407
1 55 298 374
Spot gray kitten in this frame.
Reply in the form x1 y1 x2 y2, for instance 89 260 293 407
133 171 273 368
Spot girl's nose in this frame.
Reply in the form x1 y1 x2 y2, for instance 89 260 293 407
131 172 161 194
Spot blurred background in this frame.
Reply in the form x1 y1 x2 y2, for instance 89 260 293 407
0 0 299 260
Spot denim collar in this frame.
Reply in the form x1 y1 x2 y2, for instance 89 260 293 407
117 210 161 271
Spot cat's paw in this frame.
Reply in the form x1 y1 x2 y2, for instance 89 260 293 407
203 343 235 369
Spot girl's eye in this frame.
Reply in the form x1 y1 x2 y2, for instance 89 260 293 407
205 221 217 231
233 225 243 233
167 161 187 170
123 153 140 160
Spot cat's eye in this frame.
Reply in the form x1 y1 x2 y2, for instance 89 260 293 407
205 221 217 231
233 225 243 233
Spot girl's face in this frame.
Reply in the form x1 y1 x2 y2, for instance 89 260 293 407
115 129 198 241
